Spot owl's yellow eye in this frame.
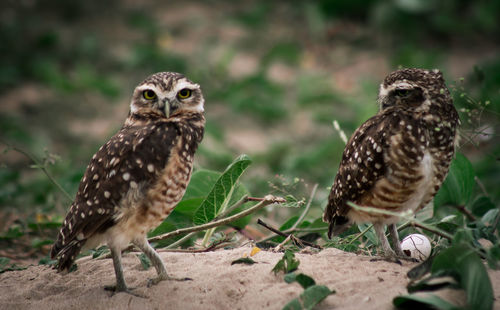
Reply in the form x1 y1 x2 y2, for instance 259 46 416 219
143 90 156 100
394 89 411 97
177 88 192 99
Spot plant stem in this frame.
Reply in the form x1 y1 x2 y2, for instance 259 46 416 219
347 224 373 245
411 222 453 241
452 205 477 222
201 186 236 247
4 144 73 202
288 183 318 232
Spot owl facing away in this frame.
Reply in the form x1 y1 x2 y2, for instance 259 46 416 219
323 68 459 261
51 72 205 294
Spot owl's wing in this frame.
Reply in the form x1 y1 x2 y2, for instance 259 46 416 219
51 120 180 267
323 114 391 237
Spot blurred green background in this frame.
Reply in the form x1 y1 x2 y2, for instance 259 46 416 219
1 0 499 262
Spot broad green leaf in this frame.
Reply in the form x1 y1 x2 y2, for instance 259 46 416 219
280 216 300 231
183 170 220 200
282 298 302 310
284 273 316 289
393 294 458 310
431 244 494 310
300 285 334 310
434 153 475 210
173 198 204 219
193 155 252 225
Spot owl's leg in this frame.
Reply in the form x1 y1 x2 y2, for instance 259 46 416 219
373 223 400 263
105 246 145 297
133 238 192 287
388 224 419 262
388 224 405 257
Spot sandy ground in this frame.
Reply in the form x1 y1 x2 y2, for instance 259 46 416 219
0 246 499 310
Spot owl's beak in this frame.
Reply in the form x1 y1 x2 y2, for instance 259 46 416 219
158 98 172 118
163 99 171 118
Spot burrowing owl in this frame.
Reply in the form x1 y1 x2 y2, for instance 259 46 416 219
323 68 459 260
51 72 205 293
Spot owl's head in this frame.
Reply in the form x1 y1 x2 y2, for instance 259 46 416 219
377 68 451 112
129 72 204 118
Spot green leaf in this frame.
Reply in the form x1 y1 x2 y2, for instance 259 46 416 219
282 285 334 310
0 257 10 270
272 250 300 274
231 257 256 265
137 253 151 270
431 244 494 310
183 170 221 200
434 153 475 209
38 257 57 266
282 298 302 310
284 272 316 289
471 196 495 217
193 155 252 225
280 216 300 231
91 246 108 258
393 294 458 310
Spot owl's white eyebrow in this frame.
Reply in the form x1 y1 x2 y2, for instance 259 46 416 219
136 85 158 92
174 81 200 91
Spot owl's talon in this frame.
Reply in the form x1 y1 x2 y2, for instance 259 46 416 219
104 285 147 298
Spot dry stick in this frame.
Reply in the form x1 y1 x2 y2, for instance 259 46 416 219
257 218 322 249
148 195 285 244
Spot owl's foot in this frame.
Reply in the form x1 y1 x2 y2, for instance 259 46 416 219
104 284 147 298
146 273 193 287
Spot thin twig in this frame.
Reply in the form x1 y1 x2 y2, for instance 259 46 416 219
257 218 322 249
165 232 196 249
475 176 489 197
452 205 477 222
3 143 73 202
288 184 318 232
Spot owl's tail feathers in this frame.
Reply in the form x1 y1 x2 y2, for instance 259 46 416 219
326 216 351 239
50 239 85 272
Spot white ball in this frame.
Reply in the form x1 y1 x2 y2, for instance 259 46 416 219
400 234 431 261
